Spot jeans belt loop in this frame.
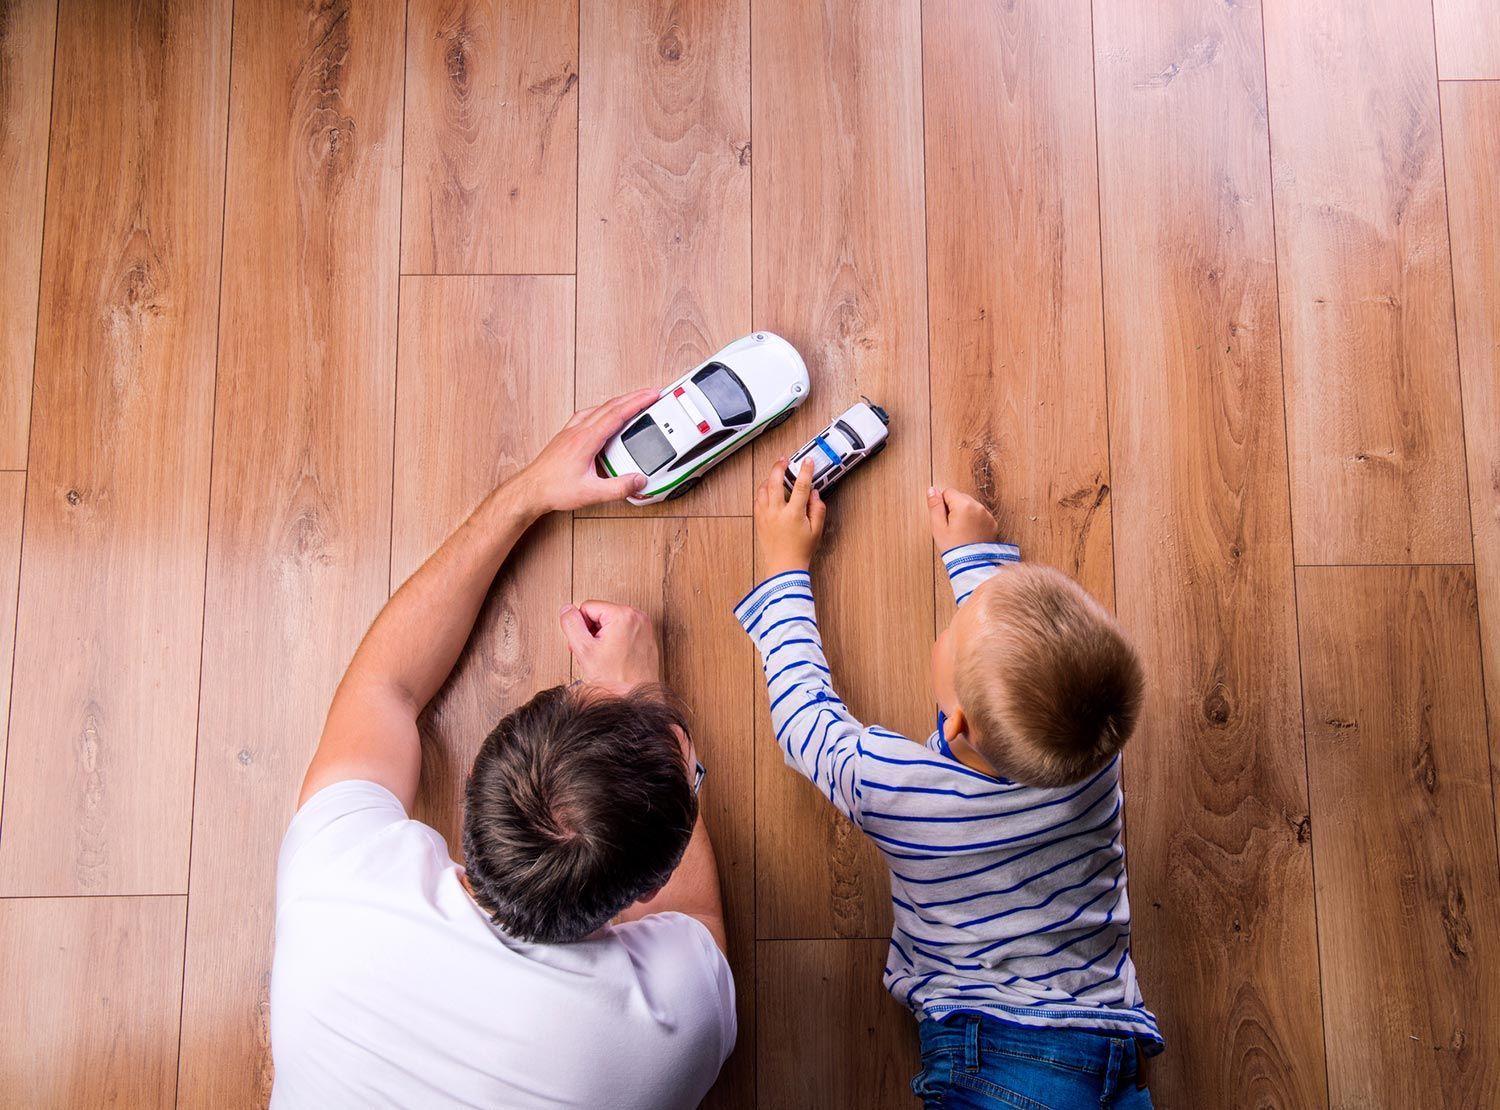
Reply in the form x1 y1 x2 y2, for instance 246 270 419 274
963 1015 981 1073
1102 1037 1125 1102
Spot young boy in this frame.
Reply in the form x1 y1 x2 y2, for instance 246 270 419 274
736 457 1159 1107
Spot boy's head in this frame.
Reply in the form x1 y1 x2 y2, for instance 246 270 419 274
932 565 1144 788
462 683 698 944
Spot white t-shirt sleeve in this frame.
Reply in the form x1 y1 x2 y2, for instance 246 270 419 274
616 912 738 1069
276 779 411 903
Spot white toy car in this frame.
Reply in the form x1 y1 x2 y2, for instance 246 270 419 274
599 332 810 505
783 400 889 495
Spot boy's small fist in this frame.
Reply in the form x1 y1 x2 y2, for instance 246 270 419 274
756 456 826 576
928 487 996 551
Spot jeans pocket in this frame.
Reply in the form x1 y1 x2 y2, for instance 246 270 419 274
910 1060 948 1109
949 1068 1059 1110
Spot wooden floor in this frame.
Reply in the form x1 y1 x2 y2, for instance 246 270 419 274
2 0 1497 1106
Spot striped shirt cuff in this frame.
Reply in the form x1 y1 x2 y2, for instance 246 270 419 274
734 570 813 630
941 541 1020 571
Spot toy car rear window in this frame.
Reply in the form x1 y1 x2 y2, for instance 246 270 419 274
692 364 755 426
622 414 676 475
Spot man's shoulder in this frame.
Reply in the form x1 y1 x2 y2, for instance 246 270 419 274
277 779 449 903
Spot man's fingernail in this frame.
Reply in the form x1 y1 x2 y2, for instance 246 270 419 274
928 486 936 496
560 604 573 616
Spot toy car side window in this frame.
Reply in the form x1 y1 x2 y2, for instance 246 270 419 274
691 364 755 426
675 427 735 468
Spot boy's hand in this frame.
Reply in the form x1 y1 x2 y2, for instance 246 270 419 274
928 487 997 551
756 457 826 576
560 600 662 691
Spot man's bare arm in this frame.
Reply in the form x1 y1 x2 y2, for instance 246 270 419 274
298 389 656 811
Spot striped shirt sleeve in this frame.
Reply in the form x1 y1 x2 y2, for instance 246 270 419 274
942 541 1021 606
734 571 864 821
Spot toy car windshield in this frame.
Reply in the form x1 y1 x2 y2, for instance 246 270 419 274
692 364 755 425
621 414 676 475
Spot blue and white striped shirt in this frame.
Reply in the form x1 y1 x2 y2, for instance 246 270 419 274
734 543 1161 1048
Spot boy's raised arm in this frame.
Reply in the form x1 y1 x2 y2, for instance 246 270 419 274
928 487 1020 605
740 459 865 819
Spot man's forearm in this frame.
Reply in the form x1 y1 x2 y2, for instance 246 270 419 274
342 479 542 712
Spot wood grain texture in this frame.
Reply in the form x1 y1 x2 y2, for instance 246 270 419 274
1433 0 1500 79
393 276 573 847
0 0 229 896
1263 0 1470 565
1092 0 1327 1104
757 940 919 1110
0 473 23 821
751 0 931 941
1441 82 1500 834
177 2 404 1104
576 0 751 518
923 0 1113 609
0 895 186 1108
402 0 576 274
573 517 755 1110
1297 566 1500 1106
0 0 54 468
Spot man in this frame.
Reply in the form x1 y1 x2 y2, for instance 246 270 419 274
269 390 735 1108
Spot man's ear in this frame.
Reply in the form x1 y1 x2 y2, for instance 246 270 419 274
636 886 662 905
943 706 967 744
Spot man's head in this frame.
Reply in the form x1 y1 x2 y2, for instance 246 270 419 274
462 683 697 944
931 564 1144 788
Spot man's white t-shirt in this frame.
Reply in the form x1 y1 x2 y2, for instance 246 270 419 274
269 780 736 1109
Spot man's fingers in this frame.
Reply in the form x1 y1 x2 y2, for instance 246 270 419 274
581 387 660 451
558 604 595 652
590 387 659 430
788 457 814 511
599 472 647 502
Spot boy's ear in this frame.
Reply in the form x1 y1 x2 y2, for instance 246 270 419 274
943 707 966 744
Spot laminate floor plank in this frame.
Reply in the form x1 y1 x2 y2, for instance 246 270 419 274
751 0 932 942
176 2 405 1103
1263 0 1470 565
392 275 574 848
0 0 229 896
576 0 751 519
1434 0 1500 80
0 895 187 1109
1092 0 1328 1102
0 0 55 469
0 474 24 823
1441 81 1500 831
573 517 756 1110
756 939 919 1110
402 0 577 275
923 0 1113 610
1297 565 1500 1106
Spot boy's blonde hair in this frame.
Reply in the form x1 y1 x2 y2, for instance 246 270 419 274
956 565 1143 788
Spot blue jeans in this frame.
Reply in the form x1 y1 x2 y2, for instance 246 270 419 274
911 1013 1155 1109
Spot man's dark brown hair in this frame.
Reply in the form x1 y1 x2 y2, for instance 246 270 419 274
462 683 697 944
958 565 1144 788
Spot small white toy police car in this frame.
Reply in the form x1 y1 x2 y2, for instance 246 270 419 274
783 400 890 495
598 332 810 505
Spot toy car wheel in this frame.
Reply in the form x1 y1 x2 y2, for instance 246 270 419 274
764 409 793 432
867 439 887 458
665 477 700 502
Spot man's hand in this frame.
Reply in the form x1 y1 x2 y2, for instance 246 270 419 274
560 601 662 690
514 387 660 513
928 487 997 551
756 456 826 576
